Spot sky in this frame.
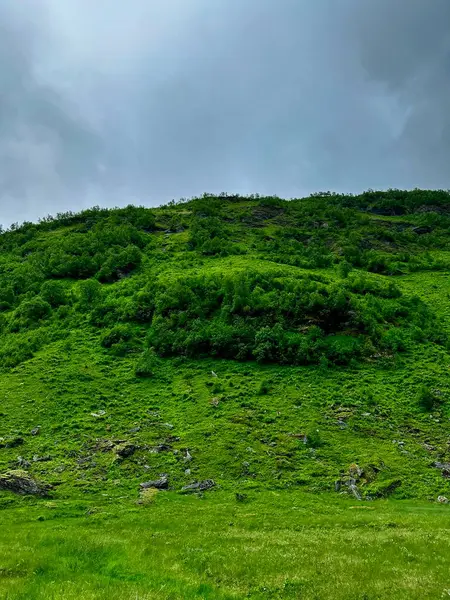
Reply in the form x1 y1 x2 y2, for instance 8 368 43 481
0 0 449 225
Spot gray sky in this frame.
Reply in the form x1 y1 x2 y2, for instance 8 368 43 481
1 0 449 225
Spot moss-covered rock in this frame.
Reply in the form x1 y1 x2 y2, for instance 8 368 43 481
0 470 52 496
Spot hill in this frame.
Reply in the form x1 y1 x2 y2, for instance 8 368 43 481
0 189 450 504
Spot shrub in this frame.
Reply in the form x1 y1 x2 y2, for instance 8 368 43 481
11 297 52 330
76 279 102 309
338 261 353 279
418 385 442 412
140 267 444 366
101 324 135 349
135 349 160 378
257 380 270 395
97 245 142 282
305 429 324 449
41 280 67 307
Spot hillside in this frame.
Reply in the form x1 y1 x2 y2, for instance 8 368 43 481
0 189 450 505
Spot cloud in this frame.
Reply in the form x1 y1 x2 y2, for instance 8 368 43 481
0 0 449 225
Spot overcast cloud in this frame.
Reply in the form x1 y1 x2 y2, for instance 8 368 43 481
0 0 449 225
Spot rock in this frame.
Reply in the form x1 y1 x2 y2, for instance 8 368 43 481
17 456 31 468
0 470 51 496
348 481 362 501
182 479 215 492
91 410 106 418
32 455 52 463
184 450 193 462
185 468 191 475
423 443 435 452
349 464 363 478
163 423 174 429
149 444 171 454
433 461 450 470
0 437 24 449
140 475 169 490
114 442 136 459
438 496 449 504
433 461 450 478
412 225 432 235
31 426 41 436
129 426 141 433
94 439 128 453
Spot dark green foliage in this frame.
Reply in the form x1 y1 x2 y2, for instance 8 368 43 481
101 324 134 349
11 297 52 331
257 380 270 395
189 216 230 255
0 189 447 369
97 245 143 282
417 385 443 412
134 349 160 378
305 429 324 449
137 268 443 365
40 280 68 307
76 279 102 309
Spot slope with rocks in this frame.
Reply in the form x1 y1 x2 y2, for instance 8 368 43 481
0 190 449 504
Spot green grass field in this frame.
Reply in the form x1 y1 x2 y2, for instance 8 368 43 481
1 191 450 598
1 493 450 599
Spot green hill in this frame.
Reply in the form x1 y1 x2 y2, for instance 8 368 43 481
2 190 450 598
0 189 450 504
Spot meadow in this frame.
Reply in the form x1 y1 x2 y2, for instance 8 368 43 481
1 493 450 599
0 190 450 597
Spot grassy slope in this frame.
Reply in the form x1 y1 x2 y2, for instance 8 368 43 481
0 192 450 597
0 264 449 500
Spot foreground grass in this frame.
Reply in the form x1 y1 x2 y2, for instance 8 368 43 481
1 492 450 599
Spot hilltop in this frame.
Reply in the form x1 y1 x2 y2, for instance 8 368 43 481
0 189 450 503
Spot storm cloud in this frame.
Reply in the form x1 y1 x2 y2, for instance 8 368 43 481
0 0 449 224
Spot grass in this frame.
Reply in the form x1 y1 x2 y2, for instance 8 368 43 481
1 492 450 599
0 192 450 597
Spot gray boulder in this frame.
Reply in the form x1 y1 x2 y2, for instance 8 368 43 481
114 442 136 459
182 479 215 492
0 470 51 496
140 475 169 490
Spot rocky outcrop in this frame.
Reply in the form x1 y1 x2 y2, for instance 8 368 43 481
0 470 51 496
140 475 169 490
182 479 215 492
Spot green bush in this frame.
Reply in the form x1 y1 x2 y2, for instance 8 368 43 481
11 297 52 330
41 280 67 307
417 385 442 412
135 267 444 366
101 324 135 349
305 429 324 449
97 245 142 282
135 349 160 378
76 279 102 309
257 380 270 395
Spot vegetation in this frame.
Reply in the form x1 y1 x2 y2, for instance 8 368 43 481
0 189 449 370
0 189 450 597
1 493 450 599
